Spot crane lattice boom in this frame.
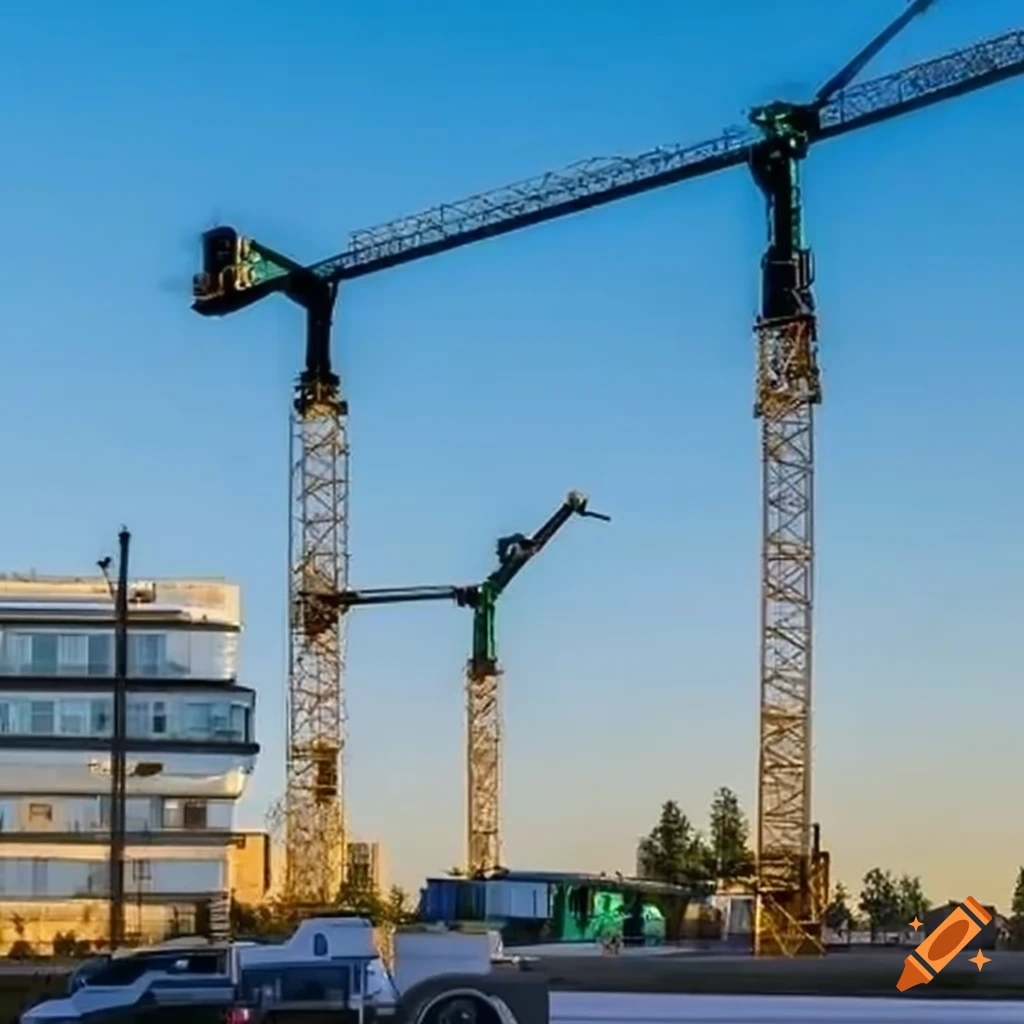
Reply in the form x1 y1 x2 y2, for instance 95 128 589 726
314 29 1024 281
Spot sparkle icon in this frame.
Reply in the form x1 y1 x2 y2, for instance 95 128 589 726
969 950 990 971
897 896 993 992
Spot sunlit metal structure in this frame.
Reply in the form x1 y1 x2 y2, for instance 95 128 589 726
191 10 1024 933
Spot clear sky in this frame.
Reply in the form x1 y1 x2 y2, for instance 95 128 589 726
1 0 1022 909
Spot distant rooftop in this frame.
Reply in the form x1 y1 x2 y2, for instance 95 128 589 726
0 575 241 627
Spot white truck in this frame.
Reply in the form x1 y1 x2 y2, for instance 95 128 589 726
20 918 510 1024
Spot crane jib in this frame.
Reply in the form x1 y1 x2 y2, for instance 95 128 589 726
316 28 1024 283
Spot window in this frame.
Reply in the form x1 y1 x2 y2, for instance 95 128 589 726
229 704 246 742
182 800 207 829
127 700 149 738
29 701 54 735
130 860 152 887
0 703 9 734
91 699 112 736
88 634 111 676
31 859 47 897
152 701 167 735
4 633 32 674
30 635 58 676
184 703 210 738
129 634 166 677
59 700 89 736
210 702 230 737
162 799 181 829
57 635 88 674
28 803 53 827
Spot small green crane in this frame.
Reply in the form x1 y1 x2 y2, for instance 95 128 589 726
325 490 609 873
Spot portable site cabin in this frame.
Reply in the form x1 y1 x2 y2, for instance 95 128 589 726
419 870 710 945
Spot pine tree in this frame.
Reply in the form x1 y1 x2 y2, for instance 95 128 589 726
637 800 705 884
707 787 754 882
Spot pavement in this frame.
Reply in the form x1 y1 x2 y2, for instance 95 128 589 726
548 991 1024 1023
523 947 1024 1000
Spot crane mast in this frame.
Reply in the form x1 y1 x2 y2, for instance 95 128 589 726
748 108 821 957
287 280 349 905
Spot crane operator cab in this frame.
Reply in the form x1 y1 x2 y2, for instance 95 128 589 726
193 226 256 303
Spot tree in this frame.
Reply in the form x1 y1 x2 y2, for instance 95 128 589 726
1007 866 1024 949
896 874 930 926
858 868 901 942
637 800 707 884
824 882 854 938
705 787 754 883
1011 866 1024 918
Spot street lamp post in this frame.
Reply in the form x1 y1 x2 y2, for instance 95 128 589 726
99 528 130 950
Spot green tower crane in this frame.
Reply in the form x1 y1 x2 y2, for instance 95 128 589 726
325 490 609 873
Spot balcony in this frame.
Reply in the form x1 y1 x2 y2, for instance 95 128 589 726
0 628 238 682
0 692 254 745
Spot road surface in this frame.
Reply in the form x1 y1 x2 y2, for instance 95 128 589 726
549 992 1024 1023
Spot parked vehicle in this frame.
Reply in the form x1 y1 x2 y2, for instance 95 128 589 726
21 918 499 1024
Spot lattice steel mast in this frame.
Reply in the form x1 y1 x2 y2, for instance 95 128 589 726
749 113 822 958
191 12 1024 914
287 279 349 904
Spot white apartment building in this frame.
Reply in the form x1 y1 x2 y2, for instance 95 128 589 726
0 574 258 952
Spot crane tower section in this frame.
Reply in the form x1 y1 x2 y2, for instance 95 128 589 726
286 287 349 904
466 586 501 875
749 105 822 957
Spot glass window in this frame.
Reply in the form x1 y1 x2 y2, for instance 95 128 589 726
182 801 207 829
229 704 246 741
240 965 351 1006
0 703 9 734
210 702 230 737
60 701 89 736
57 635 88 674
88 634 111 676
162 799 182 829
91 699 112 736
4 633 32 674
27 803 52 827
127 701 149 738
152 701 167 735
184 703 210 738
130 860 152 886
129 634 166 677
29 701 54 735
30 635 58 676
31 859 47 897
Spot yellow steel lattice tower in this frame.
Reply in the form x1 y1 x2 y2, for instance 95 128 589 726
286 365 349 904
753 312 823 957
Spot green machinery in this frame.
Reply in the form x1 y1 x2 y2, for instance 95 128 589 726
323 490 609 874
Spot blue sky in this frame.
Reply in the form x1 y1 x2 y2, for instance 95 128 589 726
2 0 1022 907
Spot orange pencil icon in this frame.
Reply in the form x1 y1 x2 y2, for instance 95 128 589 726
897 896 992 992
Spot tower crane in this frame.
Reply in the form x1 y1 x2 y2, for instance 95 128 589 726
321 490 610 875
191 7 1024 940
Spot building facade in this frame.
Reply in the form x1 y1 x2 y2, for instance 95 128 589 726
0 575 258 953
